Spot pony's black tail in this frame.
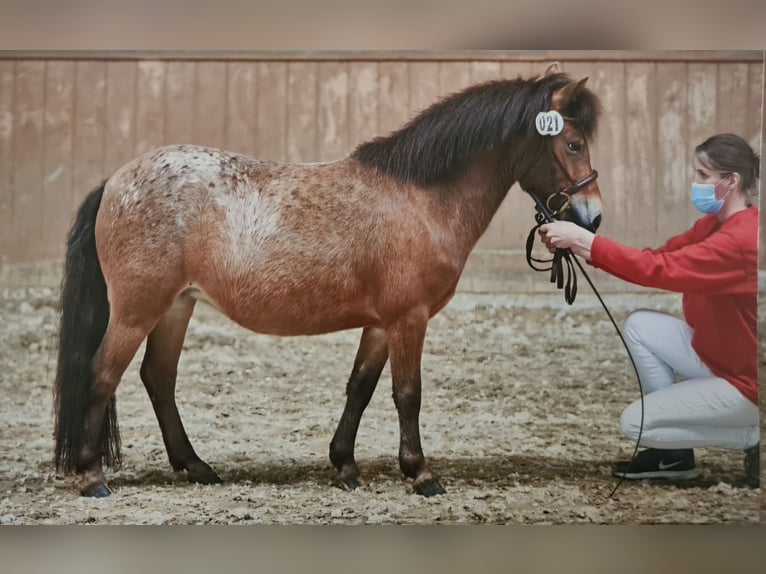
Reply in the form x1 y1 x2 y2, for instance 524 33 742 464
54 182 121 473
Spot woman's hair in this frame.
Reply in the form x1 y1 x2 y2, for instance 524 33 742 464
695 133 760 196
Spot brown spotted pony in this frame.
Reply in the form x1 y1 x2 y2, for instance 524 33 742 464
54 71 602 498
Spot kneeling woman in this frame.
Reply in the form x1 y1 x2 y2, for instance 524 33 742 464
539 133 759 488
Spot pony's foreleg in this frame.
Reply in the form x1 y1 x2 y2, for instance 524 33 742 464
78 319 151 497
329 327 388 491
386 309 445 497
139 295 221 485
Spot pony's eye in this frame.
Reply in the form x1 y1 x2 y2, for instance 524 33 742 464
567 141 583 153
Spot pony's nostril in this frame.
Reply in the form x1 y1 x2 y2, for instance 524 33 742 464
590 214 602 232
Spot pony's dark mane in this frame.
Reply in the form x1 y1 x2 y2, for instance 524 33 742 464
352 72 600 186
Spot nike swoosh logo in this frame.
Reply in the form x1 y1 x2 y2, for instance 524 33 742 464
658 460 685 470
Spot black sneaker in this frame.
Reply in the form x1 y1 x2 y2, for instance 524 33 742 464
611 448 700 480
737 444 760 489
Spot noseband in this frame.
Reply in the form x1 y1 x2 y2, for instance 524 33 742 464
544 166 599 214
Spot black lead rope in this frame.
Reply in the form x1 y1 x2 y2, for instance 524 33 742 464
525 209 578 305
524 195 645 500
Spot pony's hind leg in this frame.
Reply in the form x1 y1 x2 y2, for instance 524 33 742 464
79 319 153 497
329 327 389 490
139 293 222 485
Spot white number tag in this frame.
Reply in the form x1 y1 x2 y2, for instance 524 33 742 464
535 110 564 136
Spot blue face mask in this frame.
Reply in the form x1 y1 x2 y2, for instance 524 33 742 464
690 176 731 214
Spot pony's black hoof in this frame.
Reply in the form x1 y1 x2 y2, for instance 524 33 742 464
414 480 446 497
186 462 223 485
337 477 362 492
82 483 112 498
188 471 223 485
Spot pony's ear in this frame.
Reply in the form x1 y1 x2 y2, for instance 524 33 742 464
551 77 589 110
543 62 561 77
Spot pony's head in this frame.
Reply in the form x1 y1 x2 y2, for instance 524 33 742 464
518 72 603 232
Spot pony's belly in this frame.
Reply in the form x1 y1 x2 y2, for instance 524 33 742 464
231 304 380 336
185 283 379 336
243 316 373 336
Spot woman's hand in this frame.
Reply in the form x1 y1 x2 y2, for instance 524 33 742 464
538 221 596 261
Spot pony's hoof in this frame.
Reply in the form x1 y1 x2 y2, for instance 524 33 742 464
337 477 362 492
187 465 223 485
81 483 112 498
414 479 446 497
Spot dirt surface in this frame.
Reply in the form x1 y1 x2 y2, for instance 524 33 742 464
0 287 760 524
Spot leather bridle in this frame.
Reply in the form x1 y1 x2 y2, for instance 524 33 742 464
527 116 599 217
523 117 599 305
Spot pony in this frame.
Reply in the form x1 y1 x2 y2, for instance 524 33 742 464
54 70 602 498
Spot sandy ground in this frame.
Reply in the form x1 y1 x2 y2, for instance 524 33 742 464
0 287 760 524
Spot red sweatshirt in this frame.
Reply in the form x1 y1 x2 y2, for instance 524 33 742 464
590 207 758 404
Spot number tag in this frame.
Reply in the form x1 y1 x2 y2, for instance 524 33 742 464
535 110 564 136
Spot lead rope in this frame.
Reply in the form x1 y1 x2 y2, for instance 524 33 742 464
524 196 645 500
525 210 578 304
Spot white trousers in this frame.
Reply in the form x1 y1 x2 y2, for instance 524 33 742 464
619 310 759 451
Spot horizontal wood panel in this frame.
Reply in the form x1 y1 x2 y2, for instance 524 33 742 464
3 51 763 63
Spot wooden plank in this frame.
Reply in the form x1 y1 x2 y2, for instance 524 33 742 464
255 62 287 161
71 61 106 214
746 62 763 147
286 61 318 163
134 61 166 155
560 61 592 82
438 61 471 99
500 60 534 81
656 62 690 241
194 61 227 149
586 62 627 244
104 61 137 175
470 61 502 84
317 61 349 162
347 61 378 148
6 51 762 64
686 63 717 224
377 62 409 137
716 63 749 135
624 62 657 247
225 61 257 155
41 60 75 262
11 60 45 263
408 62 440 118
0 60 15 265
164 61 195 146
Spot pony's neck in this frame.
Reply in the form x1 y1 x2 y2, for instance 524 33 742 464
434 145 526 251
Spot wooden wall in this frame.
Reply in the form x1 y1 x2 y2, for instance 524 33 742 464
0 52 762 291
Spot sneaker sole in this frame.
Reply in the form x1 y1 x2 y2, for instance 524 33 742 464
612 469 701 480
